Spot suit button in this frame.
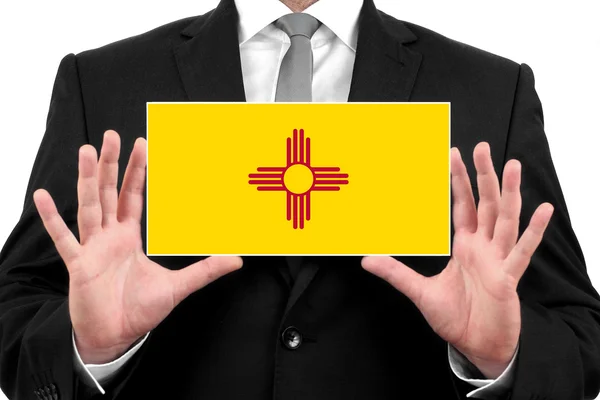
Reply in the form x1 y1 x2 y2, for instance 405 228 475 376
281 326 302 350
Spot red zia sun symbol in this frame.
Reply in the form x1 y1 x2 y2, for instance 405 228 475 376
248 129 349 229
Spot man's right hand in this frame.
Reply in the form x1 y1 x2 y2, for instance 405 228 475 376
33 130 243 364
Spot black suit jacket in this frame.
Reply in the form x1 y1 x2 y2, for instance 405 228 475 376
1 1 599 399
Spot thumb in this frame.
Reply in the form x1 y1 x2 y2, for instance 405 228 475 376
361 256 427 306
170 256 243 303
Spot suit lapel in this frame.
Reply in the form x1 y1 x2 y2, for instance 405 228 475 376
174 0 296 286
173 0 246 101
348 0 422 102
172 0 423 301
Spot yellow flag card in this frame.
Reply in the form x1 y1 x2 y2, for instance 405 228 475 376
146 103 450 256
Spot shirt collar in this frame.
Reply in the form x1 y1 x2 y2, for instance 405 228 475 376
234 0 363 51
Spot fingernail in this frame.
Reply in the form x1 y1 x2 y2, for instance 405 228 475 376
361 257 375 269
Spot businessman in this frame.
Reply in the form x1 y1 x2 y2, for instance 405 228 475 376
1 0 599 399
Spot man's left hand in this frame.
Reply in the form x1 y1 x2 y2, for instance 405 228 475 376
362 142 554 379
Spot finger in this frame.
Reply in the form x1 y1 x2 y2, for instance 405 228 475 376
474 142 501 239
492 159 522 257
504 203 554 280
98 130 121 227
117 138 147 223
77 145 102 244
33 189 81 265
361 256 428 306
170 256 243 303
451 147 477 233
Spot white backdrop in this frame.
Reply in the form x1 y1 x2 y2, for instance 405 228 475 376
0 1 599 399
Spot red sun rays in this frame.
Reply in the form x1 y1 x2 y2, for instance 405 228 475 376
248 129 349 229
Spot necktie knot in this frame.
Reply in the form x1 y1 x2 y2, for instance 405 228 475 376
275 13 321 40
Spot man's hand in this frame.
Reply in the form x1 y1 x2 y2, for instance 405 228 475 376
33 130 242 364
362 142 554 379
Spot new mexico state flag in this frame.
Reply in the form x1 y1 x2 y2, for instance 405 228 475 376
147 103 450 256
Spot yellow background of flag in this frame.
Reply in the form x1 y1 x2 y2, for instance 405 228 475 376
147 103 450 255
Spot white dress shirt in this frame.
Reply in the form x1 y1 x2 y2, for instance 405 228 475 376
73 0 518 397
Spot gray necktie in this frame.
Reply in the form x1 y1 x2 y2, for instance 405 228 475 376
275 13 321 280
275 13 321 102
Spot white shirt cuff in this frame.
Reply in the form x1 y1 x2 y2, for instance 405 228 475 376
72 330 149 394
448 343 518 399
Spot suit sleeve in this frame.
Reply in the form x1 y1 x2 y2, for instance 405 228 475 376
503 63 600 400
0 53 142 400
0 53 85 400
